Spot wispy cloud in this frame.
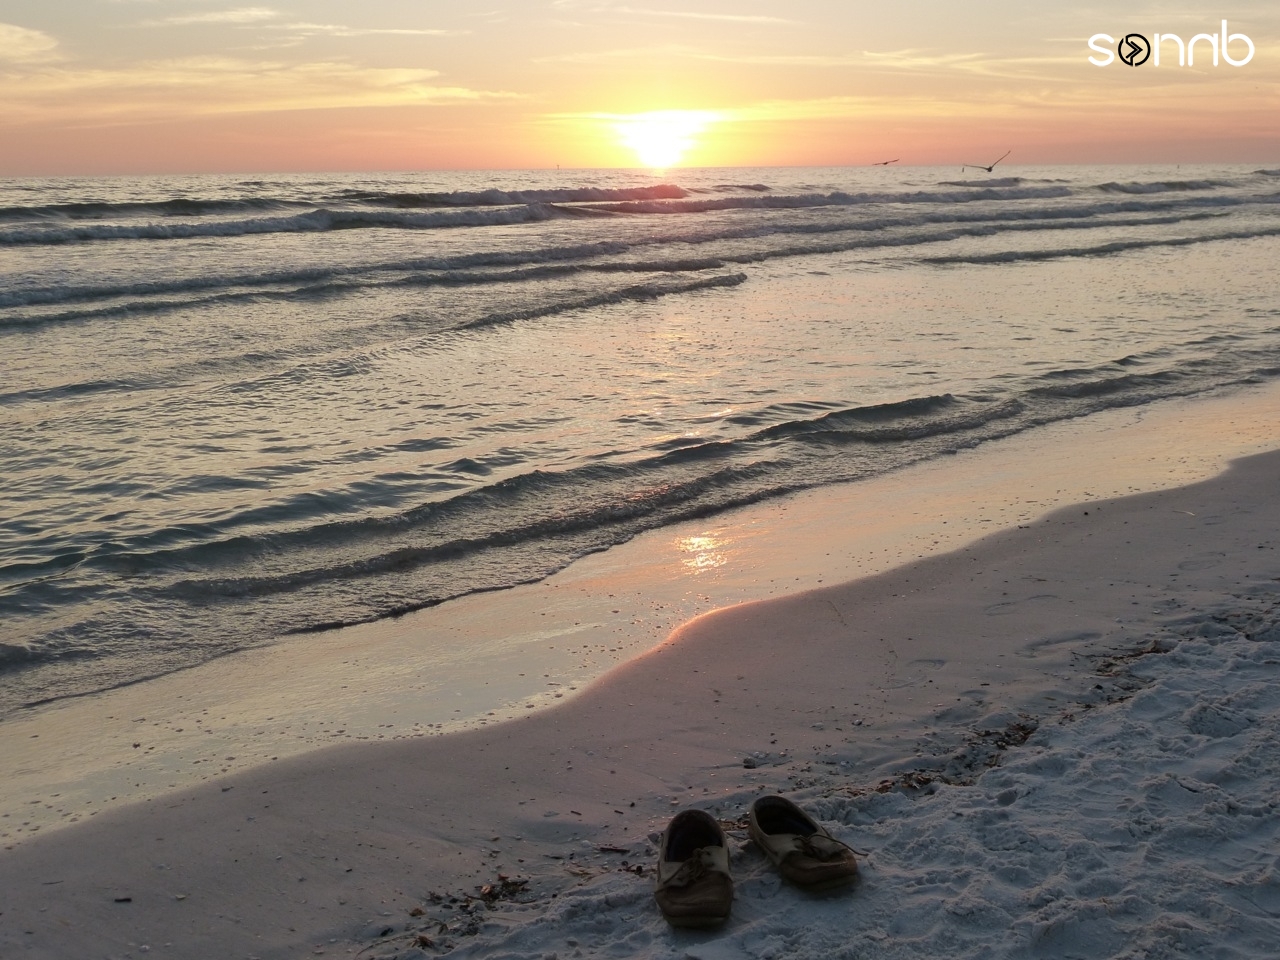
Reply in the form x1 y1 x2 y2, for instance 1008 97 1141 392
861 49 989 69
689 51 875 67
534 43 703 64
0 57 518 126
609 6 795 24
548 1 794 24
719 96 975 122
536 41 1100 85
535 45 993 69
0 22 60 62
273 22 455 38
144 8 456 38
542 96 981 130
155 7 281 26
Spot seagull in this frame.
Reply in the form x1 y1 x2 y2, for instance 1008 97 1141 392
961 149 1011 173
872 158 899 166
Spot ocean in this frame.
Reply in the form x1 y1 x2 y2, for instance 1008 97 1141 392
3 163 1279 720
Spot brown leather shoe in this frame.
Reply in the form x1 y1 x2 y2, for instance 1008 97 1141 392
653 809 733 927
748 795 858 890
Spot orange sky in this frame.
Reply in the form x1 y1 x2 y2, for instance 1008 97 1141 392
1 2 1277 174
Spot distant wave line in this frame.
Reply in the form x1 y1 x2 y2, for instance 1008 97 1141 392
7 183 1249 248
919 225 1280 265
0 205 1243 314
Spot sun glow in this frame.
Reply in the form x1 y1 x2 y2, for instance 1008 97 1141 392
614 110 719 168
675 533 729 573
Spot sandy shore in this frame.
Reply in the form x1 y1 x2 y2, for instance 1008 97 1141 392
4 383 1279 845
2 384 1280 958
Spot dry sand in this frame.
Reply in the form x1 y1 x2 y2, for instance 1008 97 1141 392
2 384 1279 958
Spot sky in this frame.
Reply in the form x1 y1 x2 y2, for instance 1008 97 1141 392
0 1 1277 174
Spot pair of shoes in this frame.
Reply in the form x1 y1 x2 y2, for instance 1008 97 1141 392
653 797 858 927
748 795 859 891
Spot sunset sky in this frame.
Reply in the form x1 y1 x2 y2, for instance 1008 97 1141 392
1 1 1277 174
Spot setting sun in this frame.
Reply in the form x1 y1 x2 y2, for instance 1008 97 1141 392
613 110 720 168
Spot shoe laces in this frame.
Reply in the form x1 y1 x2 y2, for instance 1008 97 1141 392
795 831 858 862
665 846 721 888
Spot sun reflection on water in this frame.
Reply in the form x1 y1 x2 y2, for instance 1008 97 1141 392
676 533 727 572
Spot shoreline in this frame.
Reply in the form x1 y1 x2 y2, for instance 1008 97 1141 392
3 381 1280 846
1 393 1278 956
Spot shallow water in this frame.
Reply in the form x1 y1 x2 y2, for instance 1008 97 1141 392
3 163 1279 715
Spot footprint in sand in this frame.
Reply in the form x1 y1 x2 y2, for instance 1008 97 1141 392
1179 552 1226 571
884 658 946 690
983 594 1059 616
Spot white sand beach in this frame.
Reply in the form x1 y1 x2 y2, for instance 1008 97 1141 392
2 383 1280 959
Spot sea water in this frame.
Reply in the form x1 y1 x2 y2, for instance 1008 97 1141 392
3 164 1279 718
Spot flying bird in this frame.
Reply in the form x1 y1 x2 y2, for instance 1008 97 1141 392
872 158 899 166
961 150 1011 173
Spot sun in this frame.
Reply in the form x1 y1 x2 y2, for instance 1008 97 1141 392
613 110 719 169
